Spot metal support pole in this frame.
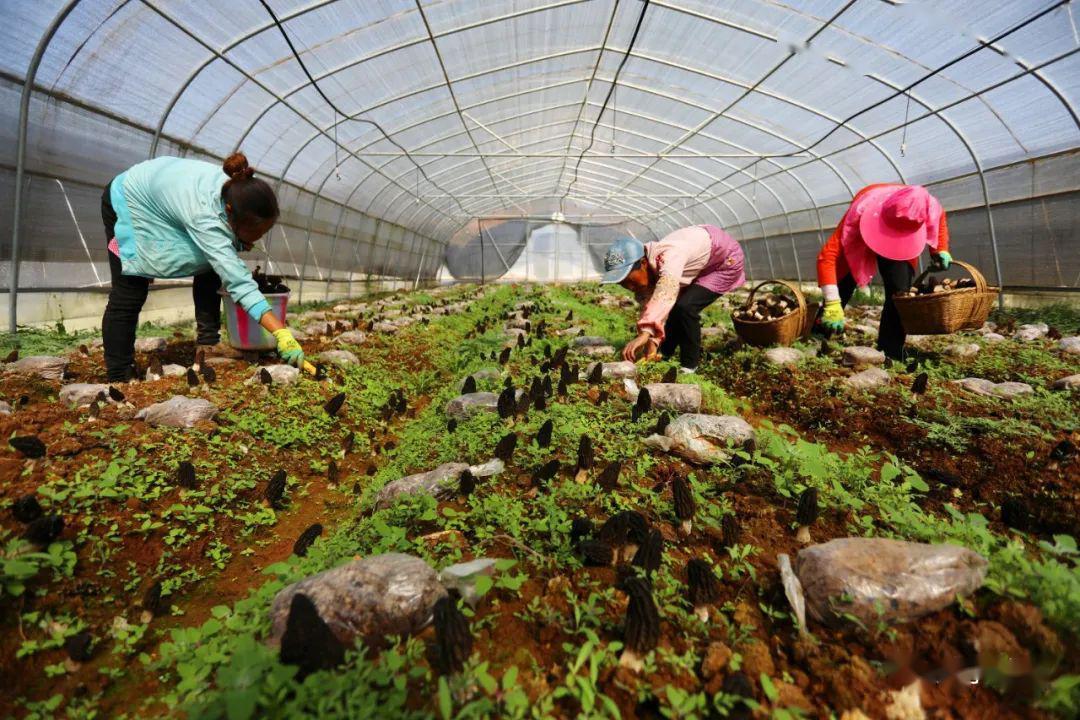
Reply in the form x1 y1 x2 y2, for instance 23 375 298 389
414 248 427 290
9 0 81 334
478 218 485 285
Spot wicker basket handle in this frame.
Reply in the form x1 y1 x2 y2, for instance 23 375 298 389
742 279 807 315
910 258 987 292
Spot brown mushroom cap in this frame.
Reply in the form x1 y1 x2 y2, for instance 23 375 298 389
494 432 518 462
622 577 660 653
596 461 622 491
686 558 721 606
632 528 664 574
279 592 346 678
796 487 819 526
536 419 554 448
720 515 740 548
576 434 594 470
434 595 472 675
672 477 695 522
579 539 614 566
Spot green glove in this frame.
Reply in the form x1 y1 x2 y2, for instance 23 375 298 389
822 300 845 332
931 251 952 270
272 328 305 368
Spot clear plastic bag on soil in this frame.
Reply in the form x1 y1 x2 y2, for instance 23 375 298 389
134 395 218 427
795 538 987 628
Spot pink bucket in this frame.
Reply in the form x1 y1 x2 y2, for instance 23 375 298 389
219 290 289 350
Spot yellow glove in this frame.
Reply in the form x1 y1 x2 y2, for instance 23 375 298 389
272 328 305 368
822 300 845 332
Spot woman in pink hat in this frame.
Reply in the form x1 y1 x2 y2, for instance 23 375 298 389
817 184 952 359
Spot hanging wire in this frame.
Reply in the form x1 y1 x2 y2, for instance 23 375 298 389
899 91 912 157
563 0 651 202
610 84 617 155
257 0 467 214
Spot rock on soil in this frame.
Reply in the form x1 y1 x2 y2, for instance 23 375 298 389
955 377 1034 400
844 368 890 390
982 332 1006 343
764 347 804 366
795 537 988 628
643 413 755 464
268 553 444 648
4 355 68 380
374 462 468 509
245 365 301 386
59 383 112 407
438 558 497 607
1058 336 1080 355
584 361 637 380
642 383 702 412
1014 323 1048 341
316 350 360 366
302 322 332 336
0 401 11 415
133 337 167 352
335 330 367 345
135 396 218 427
701 326 727 338
1052 374 1080 391
446 392 498 420
372 322 400 334
945 342 980 358
841 346 886 367
572 336 610 347
468 458 504 478
851 323 879 336
577 345 616 358
162 364 187 377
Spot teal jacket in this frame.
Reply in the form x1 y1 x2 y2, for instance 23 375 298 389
111 157 270 320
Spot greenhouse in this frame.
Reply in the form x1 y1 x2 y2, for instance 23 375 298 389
1 0 1078 718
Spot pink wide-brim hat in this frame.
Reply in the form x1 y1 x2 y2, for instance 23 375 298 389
858 185 938 261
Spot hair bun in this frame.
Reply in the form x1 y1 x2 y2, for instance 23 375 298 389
223 152 252 180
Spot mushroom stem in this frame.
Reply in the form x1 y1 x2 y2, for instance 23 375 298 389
622 544 639 563
574 468 589 484
679 519 692 536
619 648 643 672
796 525 812 545
694 605 710 623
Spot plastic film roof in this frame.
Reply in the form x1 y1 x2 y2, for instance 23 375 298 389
4 0 1080 284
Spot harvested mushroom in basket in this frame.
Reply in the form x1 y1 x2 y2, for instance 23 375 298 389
896 274 978 297
732 293 798 321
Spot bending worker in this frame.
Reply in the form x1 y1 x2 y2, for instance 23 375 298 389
601 226 746 373
818 183 951 360
100 152 305 382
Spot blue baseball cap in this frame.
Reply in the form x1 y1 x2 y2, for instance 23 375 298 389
599 236 645 284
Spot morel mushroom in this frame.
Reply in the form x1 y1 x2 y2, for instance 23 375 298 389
686 558 721 622
326 459 339 485
911 371 929 396
517 334 526 349
259 367 273 385
266 469 288 509
9 435 46 459
447 418 458 434
600 511 649 562
12 494 43 524
498 347 511 365
529 377 543 401
570 517 594 546
343 431 356 453
142 580 165 621
314 363 329 381
201 365 216 384
65 631 95 663
497 386 516 419
653 412 671 436
632 528 664 575
552 346 569 369
186 367 200 387
515 390 531 417
533 392 546 412
532 459 560 487
597 390 609 405
574 434 594 482
542 375 554 397
323 393 346 417
459 469 476 497
433 595 472 675
662 366 678 383
461 375 477 394
557 378 569 397
578 539 614 567
631 387 651 422
795 487 819 545
721 515 739 548
1050 439 1076 463
587 363 604 384
596 461 621 491
293 523 323 557
536 419 553 448
108 386 125 402
279 593 345 678
177 460 198 489
672 477 695 535
24 514 63 546
494 432 517 462
619 577 660 671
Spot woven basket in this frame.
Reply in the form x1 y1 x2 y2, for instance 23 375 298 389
732 279 808 347
893 260 999 335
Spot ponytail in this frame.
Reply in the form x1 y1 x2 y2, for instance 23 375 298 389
221 152 279 230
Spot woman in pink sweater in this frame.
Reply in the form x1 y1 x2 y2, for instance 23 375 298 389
600 226 746 372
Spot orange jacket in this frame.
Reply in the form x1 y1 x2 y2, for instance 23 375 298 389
817 184 950 287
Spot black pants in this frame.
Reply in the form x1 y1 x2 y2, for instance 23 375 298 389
658 284 720 369
100 184 222 382
837 255 914 361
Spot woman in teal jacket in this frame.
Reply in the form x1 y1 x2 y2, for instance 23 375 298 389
101 152 304 381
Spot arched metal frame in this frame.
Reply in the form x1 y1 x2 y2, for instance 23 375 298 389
8 0 1080 329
